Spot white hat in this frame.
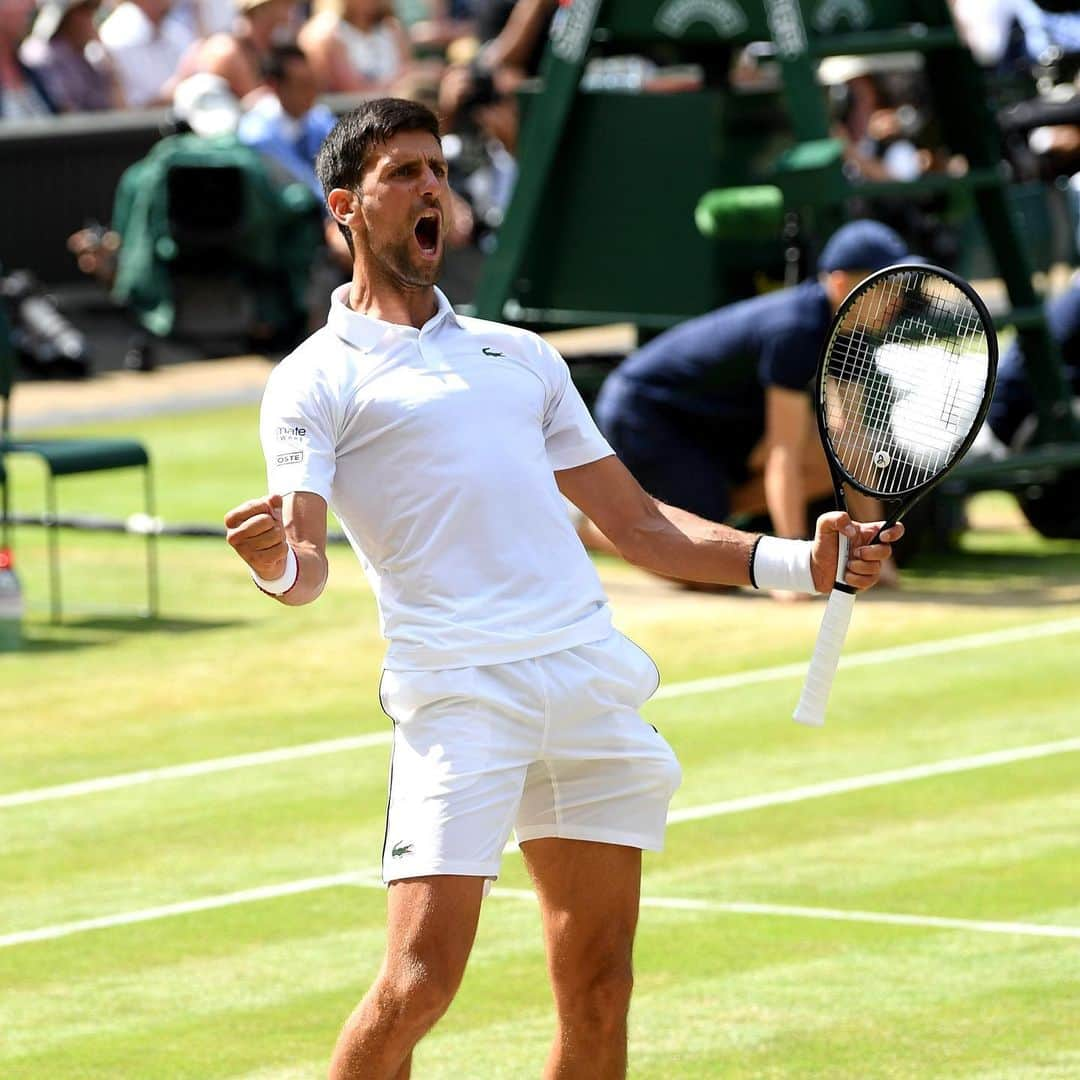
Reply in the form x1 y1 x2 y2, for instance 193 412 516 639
32 0 92 41
818 52 923 85
172 74 243 139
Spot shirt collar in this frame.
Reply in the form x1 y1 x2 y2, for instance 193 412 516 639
327 284 459 351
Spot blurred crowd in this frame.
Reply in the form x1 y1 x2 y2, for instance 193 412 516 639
0 0 546 117
5 0 1080 299
0 0 564 362
0 0 555 250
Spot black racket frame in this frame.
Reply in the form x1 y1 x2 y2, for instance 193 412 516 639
814 262 999 534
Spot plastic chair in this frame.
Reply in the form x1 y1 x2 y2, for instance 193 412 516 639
0 295 159 621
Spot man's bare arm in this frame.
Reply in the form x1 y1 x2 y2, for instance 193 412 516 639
557 454 901 593
558 455 756 585
762 385 814 540
224 491 329 605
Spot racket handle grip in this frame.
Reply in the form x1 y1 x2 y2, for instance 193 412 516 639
793 533 854 728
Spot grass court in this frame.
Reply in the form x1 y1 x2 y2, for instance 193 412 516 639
2 403 1079 1078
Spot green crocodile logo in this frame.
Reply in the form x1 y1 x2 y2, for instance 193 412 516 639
391 842 413 858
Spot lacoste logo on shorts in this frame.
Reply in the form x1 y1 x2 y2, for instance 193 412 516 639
275 452 304 465
391 842 413 858
481 347 505 357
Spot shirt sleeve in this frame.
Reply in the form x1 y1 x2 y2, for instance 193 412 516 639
537 339 614 470
758 322 820 394
259 362 338 502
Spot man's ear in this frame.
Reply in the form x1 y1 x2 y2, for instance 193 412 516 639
824 269 860 310
327 187 359 232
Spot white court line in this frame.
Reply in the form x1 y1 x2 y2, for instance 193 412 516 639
664 736 1080 824
5 614 1080 810
495 735 1080 852
492 889 1080 941
0 873 376 948
5 874 1079 950
651 614 1080 701
0 733 393 809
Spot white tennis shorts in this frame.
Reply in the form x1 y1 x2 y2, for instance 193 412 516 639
378 630 682 882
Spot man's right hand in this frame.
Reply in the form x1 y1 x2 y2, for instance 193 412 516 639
225 494 289 579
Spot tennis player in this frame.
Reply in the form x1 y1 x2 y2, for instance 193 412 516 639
224 98 903 1080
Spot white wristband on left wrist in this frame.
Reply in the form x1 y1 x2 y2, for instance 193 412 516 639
251 546 298 596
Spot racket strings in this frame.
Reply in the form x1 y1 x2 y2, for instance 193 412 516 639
823 271 992 496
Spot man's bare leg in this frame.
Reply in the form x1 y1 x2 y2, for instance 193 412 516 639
328 875 486 1080
520 838 643 1079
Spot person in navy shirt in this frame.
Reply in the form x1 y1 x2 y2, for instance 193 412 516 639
987 275 1080 447
589 220 913 593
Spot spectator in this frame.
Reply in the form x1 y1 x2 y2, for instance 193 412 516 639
820 54 931 184
236 43 353 324
171 68 242 134
397 0 474 53
987 275 1080 448
438 0 553 131
169 0 238 39
440 63 517 239
299 0 412 93
821 52 964 267
585 220 911 596
950 0 1080 69
0 0 56 118
475 0 554 84
176 0 297 101
99 0 189 106
20 0 123 112
237 42 336 199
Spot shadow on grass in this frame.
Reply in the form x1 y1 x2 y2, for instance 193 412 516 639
6 636 107 654
891 540 1080 606
59 615 240 634
11 615 242 653
597 538 1080 610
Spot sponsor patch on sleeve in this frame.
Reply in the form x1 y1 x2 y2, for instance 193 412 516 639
275 451 304 466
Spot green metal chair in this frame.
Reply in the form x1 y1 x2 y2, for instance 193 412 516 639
0 297 159 621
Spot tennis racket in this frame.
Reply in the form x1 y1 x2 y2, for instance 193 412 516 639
793 263 998 727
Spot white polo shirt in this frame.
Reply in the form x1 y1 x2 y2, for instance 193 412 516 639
261 285 616 671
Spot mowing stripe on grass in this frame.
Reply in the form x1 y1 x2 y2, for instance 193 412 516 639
0 733 393 809
494 735 1080 852
664 736 1080 824
651 614 1080 701
5 875 1080 950
5 615 1080 810
494 889 1080 941
0 873 376 947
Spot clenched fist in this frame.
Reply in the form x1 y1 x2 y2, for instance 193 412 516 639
224 494 289 580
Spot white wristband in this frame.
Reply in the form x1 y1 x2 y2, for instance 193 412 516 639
750 536 816 594
251 546 298 596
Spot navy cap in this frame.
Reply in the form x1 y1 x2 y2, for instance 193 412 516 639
817 220 913 273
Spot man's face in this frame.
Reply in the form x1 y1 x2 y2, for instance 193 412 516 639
276 56 317 118
354 130 450 287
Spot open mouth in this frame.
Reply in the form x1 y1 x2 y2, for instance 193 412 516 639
414 213 440 257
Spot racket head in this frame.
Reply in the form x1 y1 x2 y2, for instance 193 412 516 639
815 263 998 515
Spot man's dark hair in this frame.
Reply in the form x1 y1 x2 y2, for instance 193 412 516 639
262 42 307 84
316 98 442 254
